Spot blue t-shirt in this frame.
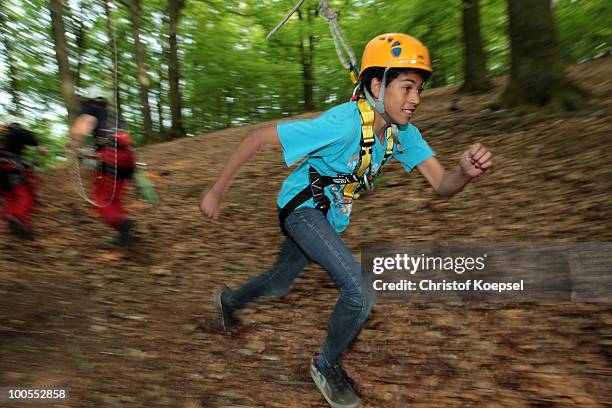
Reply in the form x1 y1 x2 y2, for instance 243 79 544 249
277 101 435 233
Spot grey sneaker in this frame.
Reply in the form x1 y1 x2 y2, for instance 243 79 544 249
310 359 360 408
215 287 237 330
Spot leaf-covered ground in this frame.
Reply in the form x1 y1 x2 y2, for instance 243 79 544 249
1 58 611 407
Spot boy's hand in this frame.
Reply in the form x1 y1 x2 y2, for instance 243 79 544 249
200 187 224 219
460 143 493 178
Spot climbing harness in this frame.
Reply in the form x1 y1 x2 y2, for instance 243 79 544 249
270 1 399 232
268 5 434 231
278 98 395 232
69 113 122 208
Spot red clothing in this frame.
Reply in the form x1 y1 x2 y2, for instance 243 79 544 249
1 126 39 228
97 145 135 175
90 146 135 228
90 173 130 228
1 182 35 224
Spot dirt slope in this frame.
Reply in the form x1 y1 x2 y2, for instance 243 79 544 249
1 58 611 407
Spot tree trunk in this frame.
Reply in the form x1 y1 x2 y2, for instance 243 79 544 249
297 7 315 112
0 2 21 114
157 37 165 135
498 0 587 110
167 0 186 138
103 0 123 121
304 33 315 111
73 1 87 89
459 0 491 93
48 0 79 123
125 0 153 142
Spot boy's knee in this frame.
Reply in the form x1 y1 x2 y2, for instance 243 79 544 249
344 284 375 313
359 274 377 310
362 287 375 316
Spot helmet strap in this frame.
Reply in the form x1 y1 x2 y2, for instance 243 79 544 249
363 90 394 127
376 67 389 113
361 67 405 152
363 67 394 122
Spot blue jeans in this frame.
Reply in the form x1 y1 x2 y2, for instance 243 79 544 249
223 206 375 365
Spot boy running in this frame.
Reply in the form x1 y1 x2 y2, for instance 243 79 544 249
201 33 493 408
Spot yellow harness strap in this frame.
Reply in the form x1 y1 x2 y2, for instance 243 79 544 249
343 99 394 199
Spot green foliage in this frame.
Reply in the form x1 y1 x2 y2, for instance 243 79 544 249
20 118 68 171
0 0 610 166
554 0 612 63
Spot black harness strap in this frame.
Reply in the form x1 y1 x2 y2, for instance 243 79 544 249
278 166 367 235
98 162 134 179
277 98 396 235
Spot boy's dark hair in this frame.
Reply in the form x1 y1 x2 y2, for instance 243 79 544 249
360 67 431 96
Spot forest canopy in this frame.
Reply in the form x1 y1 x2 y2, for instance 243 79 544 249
0 0 609 148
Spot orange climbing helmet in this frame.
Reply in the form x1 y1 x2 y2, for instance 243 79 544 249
359 33 432 78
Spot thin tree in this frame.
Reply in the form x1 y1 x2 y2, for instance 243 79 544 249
167 0 186 138
0 1 21 114
297 6 315 112
498 0 587 110
71 0 87 89
157 28 167 135
48 0 79 123
121 0 154 142
103 0 123 121
459 0 491 93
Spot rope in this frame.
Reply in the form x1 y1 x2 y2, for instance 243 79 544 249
70 0 119 208
265 0 307 40
317 0 357 73
266 0 359 80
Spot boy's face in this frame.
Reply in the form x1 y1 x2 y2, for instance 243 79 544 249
372 72 424 126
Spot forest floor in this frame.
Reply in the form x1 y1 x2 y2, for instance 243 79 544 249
1 58 611 408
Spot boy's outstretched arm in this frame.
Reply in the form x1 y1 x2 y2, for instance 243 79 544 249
417 143 493 198
200 124 281 219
